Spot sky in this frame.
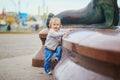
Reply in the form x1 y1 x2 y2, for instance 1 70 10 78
0 0 120 15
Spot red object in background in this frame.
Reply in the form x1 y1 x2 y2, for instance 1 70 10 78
2 8 5 16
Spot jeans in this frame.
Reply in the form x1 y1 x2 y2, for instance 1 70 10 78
44 46 62 73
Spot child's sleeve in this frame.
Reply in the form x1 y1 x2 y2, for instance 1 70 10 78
49 29 65 38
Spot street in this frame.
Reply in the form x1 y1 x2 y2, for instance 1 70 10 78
0 33 53 80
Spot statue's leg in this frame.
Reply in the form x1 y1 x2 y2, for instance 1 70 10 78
113 0 119 26
102 4 114 27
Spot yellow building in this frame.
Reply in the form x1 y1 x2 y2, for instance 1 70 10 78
6 14 16 24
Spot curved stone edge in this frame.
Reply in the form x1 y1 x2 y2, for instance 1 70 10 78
53 48 120 80
62 29 120 65
53 28 120 80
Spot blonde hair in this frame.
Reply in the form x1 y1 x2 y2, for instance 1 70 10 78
49 17 61 28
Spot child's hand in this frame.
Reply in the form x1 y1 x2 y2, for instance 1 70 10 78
64 28 75 38
64 35 69 38
68 28 74 32
64 32 69 38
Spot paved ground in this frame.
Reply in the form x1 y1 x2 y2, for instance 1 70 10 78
0 33 53 80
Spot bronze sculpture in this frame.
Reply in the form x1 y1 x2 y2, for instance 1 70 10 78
47 0 119 29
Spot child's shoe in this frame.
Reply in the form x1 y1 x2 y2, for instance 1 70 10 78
44 71 52 75
54 58 59 66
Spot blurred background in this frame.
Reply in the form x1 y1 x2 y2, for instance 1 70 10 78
0 0 120 32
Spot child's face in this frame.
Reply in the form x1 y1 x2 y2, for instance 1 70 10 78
51 21 61 31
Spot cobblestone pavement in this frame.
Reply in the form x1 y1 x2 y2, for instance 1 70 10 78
0 33 53 80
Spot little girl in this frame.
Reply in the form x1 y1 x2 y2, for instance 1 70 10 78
44 17 66 75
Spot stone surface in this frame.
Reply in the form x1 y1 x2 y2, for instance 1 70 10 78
53 28 120 80
32 29 48 67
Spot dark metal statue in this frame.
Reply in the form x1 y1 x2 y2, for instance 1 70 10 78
47 0 119 29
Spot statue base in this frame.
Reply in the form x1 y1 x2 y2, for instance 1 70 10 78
53 27 120 80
